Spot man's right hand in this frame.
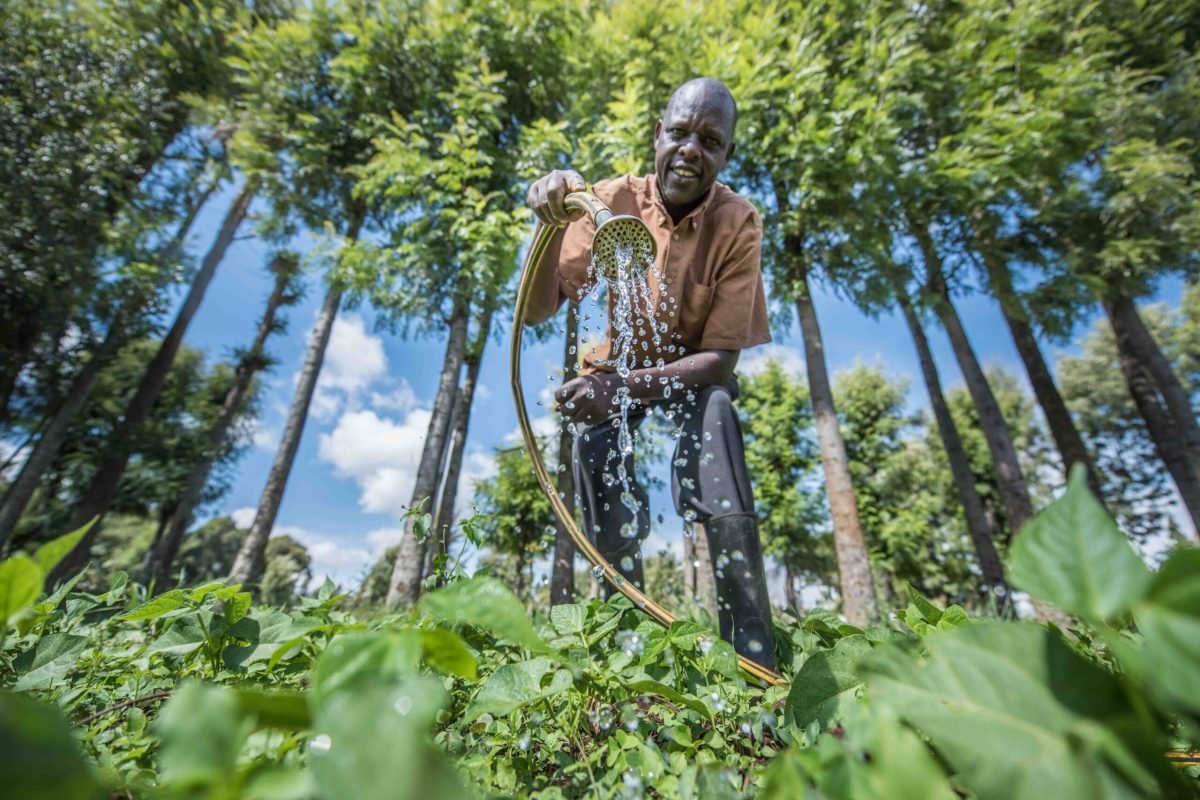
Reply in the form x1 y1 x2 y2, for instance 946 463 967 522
527 169 587 227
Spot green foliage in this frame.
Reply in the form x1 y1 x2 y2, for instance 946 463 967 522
2 470 1197 799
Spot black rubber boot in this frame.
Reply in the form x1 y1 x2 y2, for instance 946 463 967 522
703 512 777 671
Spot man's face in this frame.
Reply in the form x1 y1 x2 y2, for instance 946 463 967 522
653 88 736 213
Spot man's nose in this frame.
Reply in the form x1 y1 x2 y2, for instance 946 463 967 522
678 134 702 159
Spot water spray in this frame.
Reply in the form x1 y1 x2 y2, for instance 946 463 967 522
509 190 784 687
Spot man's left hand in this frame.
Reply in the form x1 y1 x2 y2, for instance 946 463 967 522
555 374 624 426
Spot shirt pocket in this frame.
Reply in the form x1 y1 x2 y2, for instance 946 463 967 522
675 282 715 348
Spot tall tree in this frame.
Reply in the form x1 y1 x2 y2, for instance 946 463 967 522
1059 297 1199 540
430 303 495 589
50 181 257 581
737 360 833 605
144 253 300 585
893 284 1006 593
226 0 389 586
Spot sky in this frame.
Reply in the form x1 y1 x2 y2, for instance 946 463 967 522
175 180 1186 591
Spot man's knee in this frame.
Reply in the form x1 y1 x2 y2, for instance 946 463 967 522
696 383 737 421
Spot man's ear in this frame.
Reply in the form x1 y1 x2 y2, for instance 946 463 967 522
654 118 663 142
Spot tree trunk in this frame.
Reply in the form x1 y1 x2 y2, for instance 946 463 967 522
1107 294 1200 475
979 250 1099 495
914 223 1035 540
430 305 493 588
894 284 1007 593
792 268 878 625
51 182 257 584
144 257 296 587
550 302 580 606
227 267 348 586
0 172 222 553
0 323 123 550
784 563 798 611
386 297 471 606
1106 303 1200 533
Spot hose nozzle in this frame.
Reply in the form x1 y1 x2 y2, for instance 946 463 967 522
563 191 657 280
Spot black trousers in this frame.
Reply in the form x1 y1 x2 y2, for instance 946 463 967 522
572 378 756 589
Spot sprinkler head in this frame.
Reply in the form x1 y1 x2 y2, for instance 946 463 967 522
562 191 657 281
592 214 657 281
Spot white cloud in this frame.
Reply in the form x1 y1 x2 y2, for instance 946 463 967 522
318 408 432 518
321 314 387 394
230 506 257 529
739 344 806 378
251 421 281 451
365 526 405 555
310 314 390 421
369 383 418 414
273 524 373 589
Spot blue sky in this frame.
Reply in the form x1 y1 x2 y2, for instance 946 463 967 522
178 180 1186 588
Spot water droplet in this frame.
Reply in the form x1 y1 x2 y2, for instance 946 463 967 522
311 734 332 753
518 732 531 751
590 565 605 579
719 499 732 510
394 696 413 715
620 556 635 572
747 639 764 653
698 639 713 655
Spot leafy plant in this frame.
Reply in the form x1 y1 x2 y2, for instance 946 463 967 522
0 469 1196 797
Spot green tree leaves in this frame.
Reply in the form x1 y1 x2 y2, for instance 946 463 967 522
1010 466 1153 621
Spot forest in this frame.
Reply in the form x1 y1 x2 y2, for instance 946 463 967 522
1 0 1197 797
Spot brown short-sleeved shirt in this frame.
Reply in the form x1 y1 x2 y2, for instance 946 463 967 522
556 175 771 373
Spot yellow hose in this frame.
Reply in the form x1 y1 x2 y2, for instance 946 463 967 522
509 212 785 687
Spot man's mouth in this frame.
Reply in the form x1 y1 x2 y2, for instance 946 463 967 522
671 165 700 180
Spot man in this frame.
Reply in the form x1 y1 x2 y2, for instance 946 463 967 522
524 78 776 670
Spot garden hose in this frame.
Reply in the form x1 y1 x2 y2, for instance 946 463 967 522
510 191 785 687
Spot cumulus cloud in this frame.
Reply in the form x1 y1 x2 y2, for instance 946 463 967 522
230 506 257 529
273 524 373 589
310 314 396 421
318 408 432 518
739 344 805 378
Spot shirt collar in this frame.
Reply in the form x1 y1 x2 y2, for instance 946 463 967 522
645 174 721 231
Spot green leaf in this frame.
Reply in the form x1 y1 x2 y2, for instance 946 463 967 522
155 682 252 787
865 621 1185 799
1009 465 1151 621
1125 548 1200 715
904 583 943 624
31 522 94 575
234 687 311 730
0 690 106 800
786 633 872 728
466 657 572 720
119 589 188 621
421 576 548 653
12 634 88 692
309 675 467 800
147 614 207 658
419 629 478 680
626 678 711 718
224 608 319 668
312 632 422 705
549 603 587 638
820 703 958 800
0 554 43 628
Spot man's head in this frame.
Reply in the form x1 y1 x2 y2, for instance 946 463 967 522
654 78 737 216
